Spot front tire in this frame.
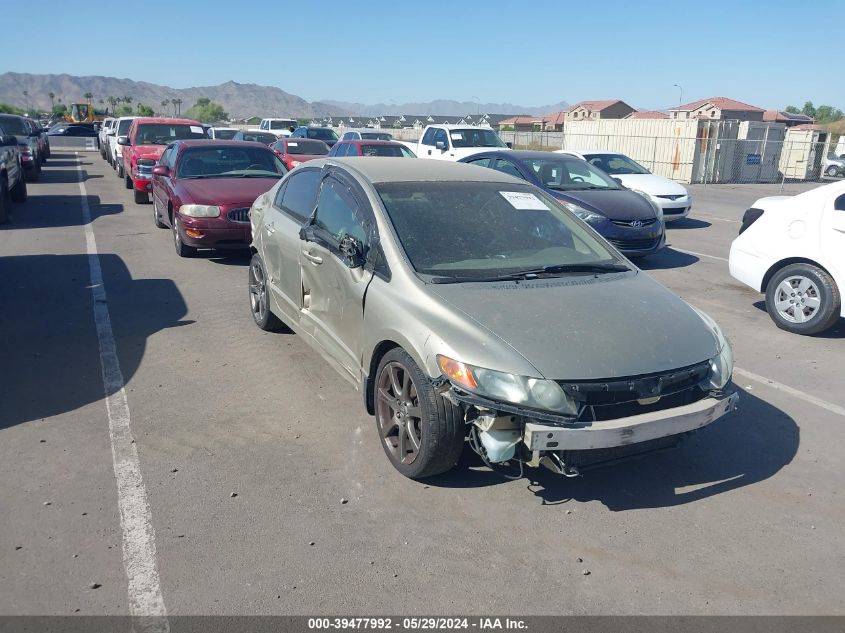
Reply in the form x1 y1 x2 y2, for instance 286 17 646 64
765 263 841 335
248 253 283 331
10 176 27 203
134 188 149 204
125 173 132 189
0 178 10 224
826 166 839 177
374 348 465 479
172 215 197 258
153 200 166 228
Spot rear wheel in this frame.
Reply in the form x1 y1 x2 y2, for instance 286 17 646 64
248 253 283 331
10 176 27 203
172 215 196 258
374 348 465 479
765 263 841 335
826 165 840 177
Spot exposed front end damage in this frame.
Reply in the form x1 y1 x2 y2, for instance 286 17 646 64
434 365 739 477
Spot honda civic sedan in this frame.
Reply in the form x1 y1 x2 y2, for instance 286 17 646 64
248 158 736 479
151 140 288 256
460 151 665 257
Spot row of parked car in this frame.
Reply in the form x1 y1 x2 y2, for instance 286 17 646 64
0 113 56 222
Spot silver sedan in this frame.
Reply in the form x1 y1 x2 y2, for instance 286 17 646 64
248 158 736 479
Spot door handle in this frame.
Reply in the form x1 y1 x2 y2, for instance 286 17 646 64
302 250 323 265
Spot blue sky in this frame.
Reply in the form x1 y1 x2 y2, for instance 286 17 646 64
5 0 844 111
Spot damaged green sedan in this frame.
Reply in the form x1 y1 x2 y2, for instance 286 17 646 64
249 158 737 479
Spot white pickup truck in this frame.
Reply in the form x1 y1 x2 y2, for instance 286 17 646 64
415 125 510 161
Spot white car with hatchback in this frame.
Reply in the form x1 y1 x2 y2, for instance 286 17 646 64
729 180 844 335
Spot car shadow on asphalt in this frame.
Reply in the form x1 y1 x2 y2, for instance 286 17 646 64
205 250 252 266
666 218 712 230
427 386 799 510
38 168 102 184
0 254 190 431
0 195 123 230
635 247 699 270
751 301 845 339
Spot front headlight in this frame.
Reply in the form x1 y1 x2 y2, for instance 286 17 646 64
179 204 221 218
560 201 603 224
631 189 663 222
690 307 734 390
437 355 578 416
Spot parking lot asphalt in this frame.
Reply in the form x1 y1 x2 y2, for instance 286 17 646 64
1 154 843 617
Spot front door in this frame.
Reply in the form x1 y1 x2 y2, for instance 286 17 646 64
821 191 845 286
298 173 376 384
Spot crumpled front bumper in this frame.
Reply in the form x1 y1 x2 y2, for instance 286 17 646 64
523 392 738 451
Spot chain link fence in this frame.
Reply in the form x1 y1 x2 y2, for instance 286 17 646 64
498 130 842 188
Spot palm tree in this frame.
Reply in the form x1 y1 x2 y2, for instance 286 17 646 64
22 90 29 110
48 91 55 109
84 92 93 103
107 96 117 115
173 98 182 116
161 99 170 116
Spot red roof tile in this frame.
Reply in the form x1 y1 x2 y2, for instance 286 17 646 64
672 96 764 113
626 110 669 119
565 100 625 113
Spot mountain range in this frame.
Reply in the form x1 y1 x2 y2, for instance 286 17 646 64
0 72 568 119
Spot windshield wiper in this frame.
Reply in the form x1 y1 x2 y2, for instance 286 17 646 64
427 263 630 284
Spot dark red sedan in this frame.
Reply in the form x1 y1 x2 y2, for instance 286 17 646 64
328 140 416 158
151 140 288 257
269 137 330 171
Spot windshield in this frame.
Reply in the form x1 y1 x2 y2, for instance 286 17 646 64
584 153 650 175
135 123 207 145
361 132 393 140
307 128 339 141
212 129 238 140
361 144 414 157
240 132 277 144
376 182 618 280
176 146 288 179
117 119 134 135
286 140 329 155
525 156 620 191
0 116 27 135
270 120 296 130
450 128 506 149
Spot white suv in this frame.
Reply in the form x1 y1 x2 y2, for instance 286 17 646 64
109 117 136 174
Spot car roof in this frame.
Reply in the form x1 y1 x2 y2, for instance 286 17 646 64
307 157 526 184
560 149 623 155
338 140 402 146
132 117 202 125
425 124 495 130
176 140 269 149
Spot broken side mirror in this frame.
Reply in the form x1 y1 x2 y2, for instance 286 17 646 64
338 234 365 268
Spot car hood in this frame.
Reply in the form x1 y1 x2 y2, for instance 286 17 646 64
179 177 281 207
551 188 658 221
287 154 327 163
132 145 166 161
611 173 688 196
429 271 718 380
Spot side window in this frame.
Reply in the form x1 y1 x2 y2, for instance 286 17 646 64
433 128 448 147
467 157 491 168
492 159 523 180
314 179 368 246
158 146 171 166
345 144 358 156
279 169 321 223
421 128 435 145
341 132 352 141
260 120 267 130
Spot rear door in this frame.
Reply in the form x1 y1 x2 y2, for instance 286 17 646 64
298 171 377 383
262 168 322 323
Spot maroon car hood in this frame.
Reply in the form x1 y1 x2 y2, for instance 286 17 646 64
178 177 280 207
286 154 325 163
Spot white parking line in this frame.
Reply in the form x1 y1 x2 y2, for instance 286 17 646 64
694 214 740 223
77 155 170 632
734 367 845 418
671 247 729 262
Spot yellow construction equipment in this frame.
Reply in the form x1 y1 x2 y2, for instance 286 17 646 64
64 101 105 123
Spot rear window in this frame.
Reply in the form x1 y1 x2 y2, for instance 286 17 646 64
286 140 329 155
306 128 339 141
135 123 206 145
212 129 238 140
361 132 393 141
0 116 27 135
270 120 295 130
240 132 277 144
360 144 414 158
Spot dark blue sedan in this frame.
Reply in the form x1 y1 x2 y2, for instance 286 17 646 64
459 150 665 257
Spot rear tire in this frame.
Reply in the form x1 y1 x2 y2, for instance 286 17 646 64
10 176 27 203
765 263 841 335
374 348 465 479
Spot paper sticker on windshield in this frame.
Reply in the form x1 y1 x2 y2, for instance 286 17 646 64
499 191 550 210
450 132 463 140
190 126 204 134
288 142 298 147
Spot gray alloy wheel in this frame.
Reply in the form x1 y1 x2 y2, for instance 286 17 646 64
248 254 282 331
826 165 840 177
172 216 196 258
374 348 465 479
765 263 841 335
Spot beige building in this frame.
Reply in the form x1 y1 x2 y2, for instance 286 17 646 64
565 100 635 122
669 97 764 121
